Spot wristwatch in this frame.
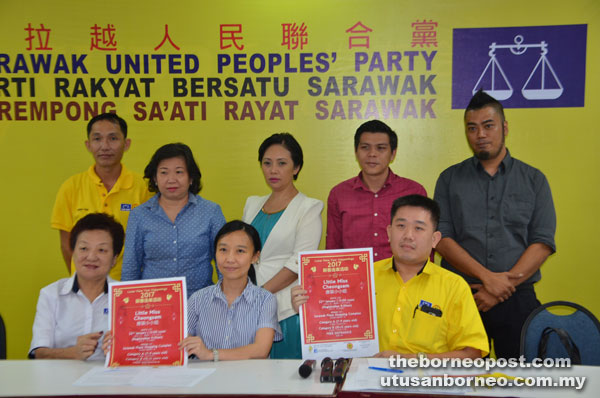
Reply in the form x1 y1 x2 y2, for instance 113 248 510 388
212 349 219 362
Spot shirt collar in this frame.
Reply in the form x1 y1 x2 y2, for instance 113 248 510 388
86 163 133 189
147 192 197 212
187 192 199 205
419 260 435 275
391 258 432 275
62 273 109 295
210 278 259 304
472 148 513 174
352 168 396 191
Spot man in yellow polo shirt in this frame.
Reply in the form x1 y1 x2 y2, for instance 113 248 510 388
292 195 488 359
374 194 488 359
51 113 151 280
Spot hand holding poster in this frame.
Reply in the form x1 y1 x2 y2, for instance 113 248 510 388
298 249 378 360
106 277 187 367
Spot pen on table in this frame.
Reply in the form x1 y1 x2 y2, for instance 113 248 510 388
368 366 404 373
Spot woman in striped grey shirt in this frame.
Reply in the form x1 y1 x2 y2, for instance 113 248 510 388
179 221 282 360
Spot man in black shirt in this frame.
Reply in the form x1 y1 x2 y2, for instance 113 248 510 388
434 90 556 359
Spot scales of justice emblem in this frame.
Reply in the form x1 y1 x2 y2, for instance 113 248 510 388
472 35 563 101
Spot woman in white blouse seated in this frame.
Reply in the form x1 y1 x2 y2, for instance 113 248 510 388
242 133 323 359
29 213 124 360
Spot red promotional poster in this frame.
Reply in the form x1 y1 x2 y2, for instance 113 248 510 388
299 249 378 360
106 278 187 367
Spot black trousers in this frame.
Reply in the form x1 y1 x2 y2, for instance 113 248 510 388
480 285 540 359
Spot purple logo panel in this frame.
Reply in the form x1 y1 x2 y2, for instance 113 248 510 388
452 25 587 109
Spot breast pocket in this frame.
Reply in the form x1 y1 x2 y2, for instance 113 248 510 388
73 208 90 226
504 194 534 225
406 310 446 351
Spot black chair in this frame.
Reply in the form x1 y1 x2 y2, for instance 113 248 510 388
520 301 600 365
0 313 6 359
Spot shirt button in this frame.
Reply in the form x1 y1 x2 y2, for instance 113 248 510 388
397 307 401 312
374 253 378 257
102 193 106 197
490 196 495 200
173 225 176 229
374 213 378 217
392 329 398 334
225 336 229 340
173 258 177 262
490 215 495 220
488 254 493 259
173 240 177 244
104 204 108 207
374 232 378 237
374 194 378 198
228 320 231 325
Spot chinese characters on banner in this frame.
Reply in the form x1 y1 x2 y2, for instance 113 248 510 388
106 278 187 367
299 248 379 360
90 24 117 51
346 22 372 49
411 20 438 47
24 23 52 50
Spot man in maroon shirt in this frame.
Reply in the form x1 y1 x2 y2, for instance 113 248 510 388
326 120 427 262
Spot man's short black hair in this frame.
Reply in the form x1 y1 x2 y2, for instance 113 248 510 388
465 89 505 123
354 120 398 152
86 113 128 138
69 213 125 255
390 195 440 230
258 133 304 180
144 143 202 194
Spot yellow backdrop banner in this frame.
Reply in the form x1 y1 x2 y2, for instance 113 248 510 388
0 0 598 358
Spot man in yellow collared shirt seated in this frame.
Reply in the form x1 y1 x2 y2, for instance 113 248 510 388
292 195 488 359
51 113 151 280
374 194 488 359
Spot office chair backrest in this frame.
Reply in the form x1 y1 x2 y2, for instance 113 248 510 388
520 301 600 366
0 313 6 359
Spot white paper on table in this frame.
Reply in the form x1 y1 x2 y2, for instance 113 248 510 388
73 366 142 386
344 362 471 395
130 367 215 387
343 362 414 391
367 358 394 368
73 366 215 388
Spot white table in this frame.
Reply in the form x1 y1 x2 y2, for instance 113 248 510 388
341 357 600 398
0 359 336 397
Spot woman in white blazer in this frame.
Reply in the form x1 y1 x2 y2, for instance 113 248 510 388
243 133 323 359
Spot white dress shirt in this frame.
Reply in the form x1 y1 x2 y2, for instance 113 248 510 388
29 274 113 360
